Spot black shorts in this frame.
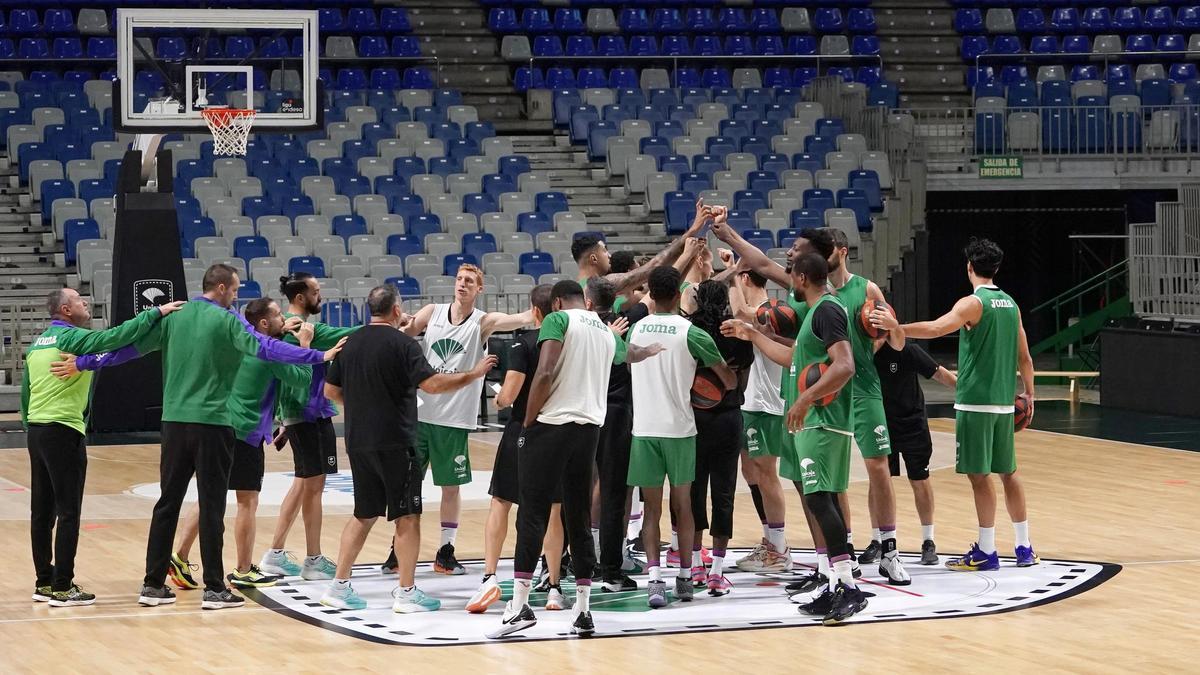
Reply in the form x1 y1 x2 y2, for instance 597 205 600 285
488 419 523 504
228 440 265 492
348 448 423 520
888 428 933 481
287 418 337 478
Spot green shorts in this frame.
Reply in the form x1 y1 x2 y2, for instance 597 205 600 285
416 422 472 486
852 396 892 459
628 436 696 487
790 428 852 495
955 409 1016 475
742 410 785 459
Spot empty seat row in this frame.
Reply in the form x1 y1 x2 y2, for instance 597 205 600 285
489 7 876 35
956 7 1200 35
961 33 1200 60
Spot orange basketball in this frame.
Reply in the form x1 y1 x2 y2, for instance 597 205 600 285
860 299 894 339
691 368 725 409
1014 395 1033 432
755 299 799 339
798 363 837 406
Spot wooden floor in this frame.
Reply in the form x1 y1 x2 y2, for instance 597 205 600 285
0 413 1197 672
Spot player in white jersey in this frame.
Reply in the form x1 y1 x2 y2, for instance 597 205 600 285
490 281 664 638
401 264 534 575
628 266 736 609
727 266 793 573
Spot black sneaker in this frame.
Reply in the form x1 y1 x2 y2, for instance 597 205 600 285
201 588 246 610
434 543 466 575
601 574 637 593
920 539 938 566
822 582 868 625
32 585 52 602
571 610 595 636
797 588 835 616
138 584 177 607
48 585 96 607
487 601 537 639
559 552 573 581
785 571 827 596
381 546 398 574
857 540 881 564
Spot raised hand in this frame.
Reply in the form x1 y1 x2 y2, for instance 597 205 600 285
282 315 304 334
720 318 756 341
607 315 630 338
322 336 348 361
157 300 186 316
296 322 316 348
472 354 500 376
717 248 735 267
49 353 79 380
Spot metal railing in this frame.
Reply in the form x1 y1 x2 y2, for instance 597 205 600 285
973 50 1200 81
1129 187 1200 323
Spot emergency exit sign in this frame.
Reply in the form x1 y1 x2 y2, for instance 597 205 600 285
979 156 1023 178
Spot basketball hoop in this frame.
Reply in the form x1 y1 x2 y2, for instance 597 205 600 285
201 107 256 156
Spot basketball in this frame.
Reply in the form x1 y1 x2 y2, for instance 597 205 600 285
755 299 799 338
691 368 725 409
860 299 894 339
1014 395 1033 432
798 362 838 406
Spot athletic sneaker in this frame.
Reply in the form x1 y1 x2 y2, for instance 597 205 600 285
822 582 868 625
138 584 176 607
487 600 536 639
227 565 282 589
259 549 302 577
201 588 245 610
878 554 912 585
621 546 646 574
49 585 96 607
466 575 501 613
1015 545 1040 567
737 542 784 572
920 540 938 566
706 574 732 597
532 574 554 594
736 539 768 569
797 588 835 616
320 583 366 610
857 540 882 564
168 553 199 590
945 543 1000 572
301 554 337 581
785 571 827 596
544 585 567 611
381 547 398 575
392 586 441 613
689 565 707 587
666 546 712 567
601 574 636 593
647 579 668 608
758 546 793 573
434 543 466 575
850 556 862 578
571 610 595 636
32 586 52 602
674 576 694 602
559 552 573 580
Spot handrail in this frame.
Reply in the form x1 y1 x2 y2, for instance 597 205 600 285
526 53 883 90
1031 259 1128 315
974 49 1200 77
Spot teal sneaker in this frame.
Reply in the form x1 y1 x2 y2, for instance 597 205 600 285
301 554 337 581
320 583 367 611
259 549 302 577
392 586 441 613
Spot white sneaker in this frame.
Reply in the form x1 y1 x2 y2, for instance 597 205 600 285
319 583 366 610
878 553 912 585
392 586 441 613
259 549 302 576
758 546 792 573
544 586 568 611
465 576 501 614
487 600 537 639
301 554 337 581
735 540 769 571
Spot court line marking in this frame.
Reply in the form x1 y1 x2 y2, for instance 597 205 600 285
1114 559 1200 566
0 607 272 624
1012 427 1200 454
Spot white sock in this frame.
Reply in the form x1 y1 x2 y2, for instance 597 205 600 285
591 527 600 553
978 526 996 554
711 555 725 577
305 554 322 564
832 558 856 588
678 565 690 579
921 524 935 541
440 524 457 547
331 578 350 590
269 548 284 555
761 523 770 540
845 531 853 546
1013 521 1030 548
670 529 678 551
817 553 831 589
648 564 662 582
576 584 591 612
513 578 531 607
767 526 787 552
871 528 882 543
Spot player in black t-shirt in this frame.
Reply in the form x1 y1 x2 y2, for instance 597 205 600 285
466 285 564 614
319 286 496 613
871 335 957 565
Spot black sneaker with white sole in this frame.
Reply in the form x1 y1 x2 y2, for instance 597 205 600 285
49 585 96 607
571 610 595 636
33 585 52 602
822 583 868 625
138 584 177 607
797 588 835 616
857 540 881 564
487 601 537 639
600 574 637 593
920 539 938 565
785 571 827 596
201 588 245 610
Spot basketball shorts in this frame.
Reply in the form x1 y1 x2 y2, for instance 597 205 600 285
348 448 423 521
791 427 852 495
628 436 696 488
888 427 933 481
489 419 527 504
742 410 785 459
227 440 265 492
955 410 1016 475
416 422 472 486
286 418 338 478
852 396 892 459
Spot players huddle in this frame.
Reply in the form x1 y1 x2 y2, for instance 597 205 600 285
21 206 1038 632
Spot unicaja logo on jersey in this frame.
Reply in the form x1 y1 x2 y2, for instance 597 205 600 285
453 454 468 477
874 425 887 439
429 338 466 373
799 457 817 486
745 427 759 451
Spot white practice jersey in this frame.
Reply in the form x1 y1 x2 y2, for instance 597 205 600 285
417 303 486 429
742 301 785 415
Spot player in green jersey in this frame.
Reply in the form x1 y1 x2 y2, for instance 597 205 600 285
900 238 1038 571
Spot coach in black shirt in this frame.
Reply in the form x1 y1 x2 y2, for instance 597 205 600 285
320 285 496 612
873 341 956 565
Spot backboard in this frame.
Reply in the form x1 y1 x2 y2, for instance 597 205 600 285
113 8 321 133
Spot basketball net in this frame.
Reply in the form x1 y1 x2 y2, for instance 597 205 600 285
201 107 256 156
